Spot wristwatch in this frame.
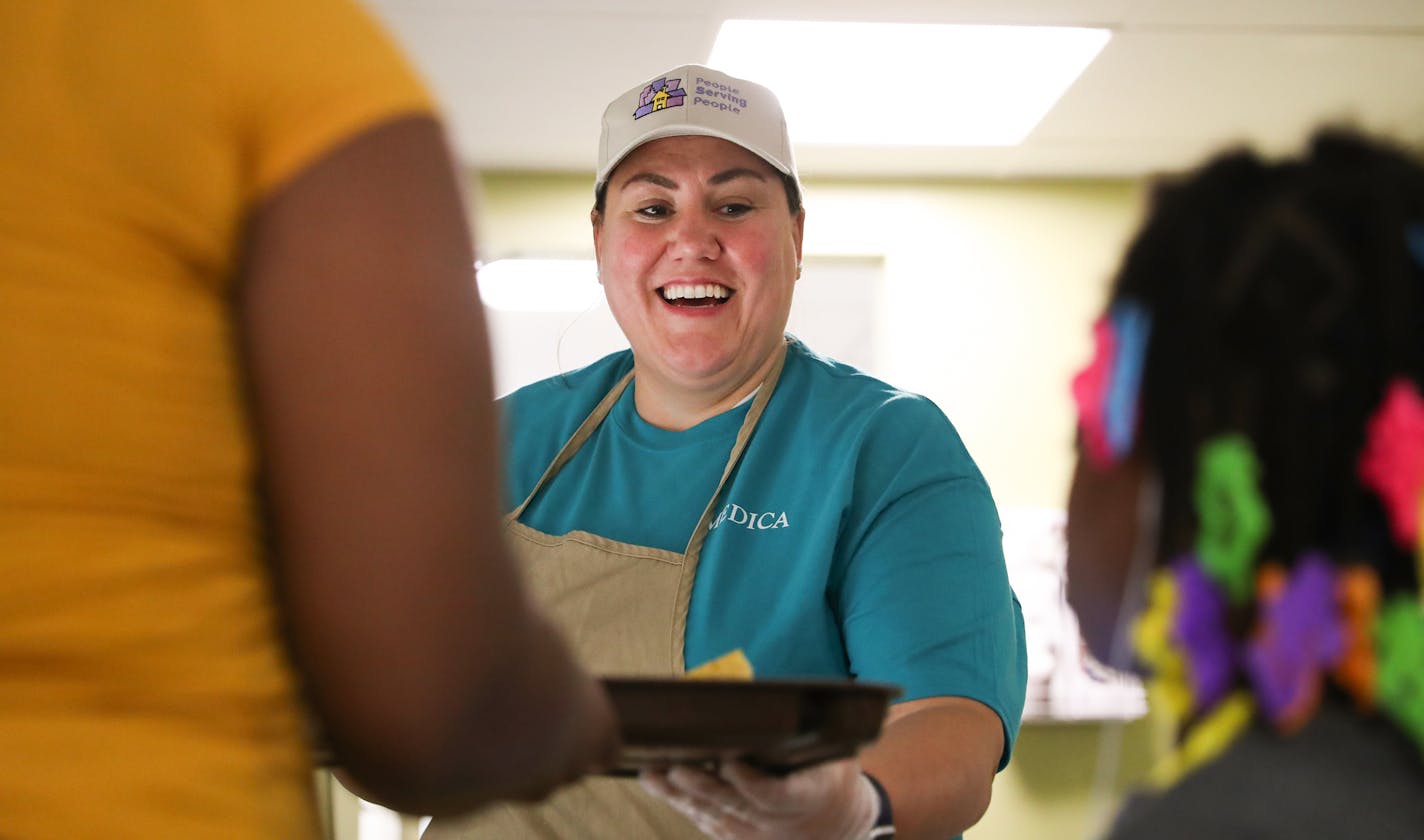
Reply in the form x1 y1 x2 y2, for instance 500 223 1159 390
862 771 896 838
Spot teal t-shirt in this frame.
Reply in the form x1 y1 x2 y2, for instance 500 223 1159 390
500 337 1027 769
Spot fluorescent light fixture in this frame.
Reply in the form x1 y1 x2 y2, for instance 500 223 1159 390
708 20 1110 146
476 259 601 312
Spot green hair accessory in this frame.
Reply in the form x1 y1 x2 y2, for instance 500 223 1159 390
1194 434 1273 603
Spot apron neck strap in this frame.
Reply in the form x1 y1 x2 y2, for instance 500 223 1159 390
506 367 634 522
680 340 788 559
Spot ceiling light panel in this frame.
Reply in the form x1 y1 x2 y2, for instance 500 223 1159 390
709 20 1111 146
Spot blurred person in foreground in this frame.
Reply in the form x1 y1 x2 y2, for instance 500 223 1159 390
0 2 616 837
1066 127 1424 839
422 64 1026 840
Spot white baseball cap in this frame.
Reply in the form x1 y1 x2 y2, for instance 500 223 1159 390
595 63 800 199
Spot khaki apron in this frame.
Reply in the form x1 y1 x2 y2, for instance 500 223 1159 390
424 346 786 840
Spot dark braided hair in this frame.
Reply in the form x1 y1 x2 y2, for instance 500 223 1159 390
1110 128 1424 596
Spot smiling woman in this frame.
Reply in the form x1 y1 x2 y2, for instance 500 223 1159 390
423 63 1027 840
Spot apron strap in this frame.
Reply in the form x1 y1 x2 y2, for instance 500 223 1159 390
669 342 789 664
506 368 635 523
680 343 788 560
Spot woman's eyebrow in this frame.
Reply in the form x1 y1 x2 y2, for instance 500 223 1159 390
709 167 767 186
617 167 767 192
618 172 677 191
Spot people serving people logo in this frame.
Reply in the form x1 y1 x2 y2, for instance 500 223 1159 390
633 77 686 119
633 73 753 121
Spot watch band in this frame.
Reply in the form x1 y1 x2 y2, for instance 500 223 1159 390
862 771 896 838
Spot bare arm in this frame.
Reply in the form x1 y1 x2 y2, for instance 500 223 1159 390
239 115 616 815
1065 453 1152 665
860 696 1004 840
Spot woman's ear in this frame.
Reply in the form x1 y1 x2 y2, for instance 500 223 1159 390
793 209 806 279
591 210 603 284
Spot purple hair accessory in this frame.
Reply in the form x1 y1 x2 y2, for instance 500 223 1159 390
1170 555 1236 713
1073 299 1151 468
1244 553 1343 731
1358 378 1424 548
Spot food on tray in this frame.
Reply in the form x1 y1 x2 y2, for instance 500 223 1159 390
686 648 754 680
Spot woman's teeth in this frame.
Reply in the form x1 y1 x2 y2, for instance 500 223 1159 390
660 284 730 302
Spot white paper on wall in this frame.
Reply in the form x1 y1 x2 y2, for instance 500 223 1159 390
1000 506 1146 722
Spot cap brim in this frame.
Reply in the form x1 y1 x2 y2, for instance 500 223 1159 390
595 125 795 191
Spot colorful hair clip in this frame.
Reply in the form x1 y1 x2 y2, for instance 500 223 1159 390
1072 317 1116 468
1133 571 1193 723
1072 299 1152 469
1104 301 1152 457
1148 691 1254 790
1170 554 1235 714
1374 596 1424 752
1194 434 1273 603
1244 554 1343 733
1358 379 1424 549
1333 565 1381 708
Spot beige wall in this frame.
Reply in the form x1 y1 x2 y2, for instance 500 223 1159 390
471 169 1161 840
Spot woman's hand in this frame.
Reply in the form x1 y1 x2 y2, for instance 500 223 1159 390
639 758 879 840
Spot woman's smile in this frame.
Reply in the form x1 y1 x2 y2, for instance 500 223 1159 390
657 282 733 307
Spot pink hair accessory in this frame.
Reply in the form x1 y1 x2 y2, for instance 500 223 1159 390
1073 300 1151 468
1072 317 1116 468
1357 378 1424 548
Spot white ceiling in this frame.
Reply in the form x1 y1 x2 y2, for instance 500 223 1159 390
365 0 1424 180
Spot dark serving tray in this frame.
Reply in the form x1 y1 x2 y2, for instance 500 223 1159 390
600 676 901 777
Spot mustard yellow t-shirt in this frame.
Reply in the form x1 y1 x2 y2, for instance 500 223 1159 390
0 2 434 836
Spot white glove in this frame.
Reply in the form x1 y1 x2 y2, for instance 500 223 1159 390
639 757 880 840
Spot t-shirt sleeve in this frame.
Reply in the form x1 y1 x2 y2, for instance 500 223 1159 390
836 395 1028 770
208 0 437 204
